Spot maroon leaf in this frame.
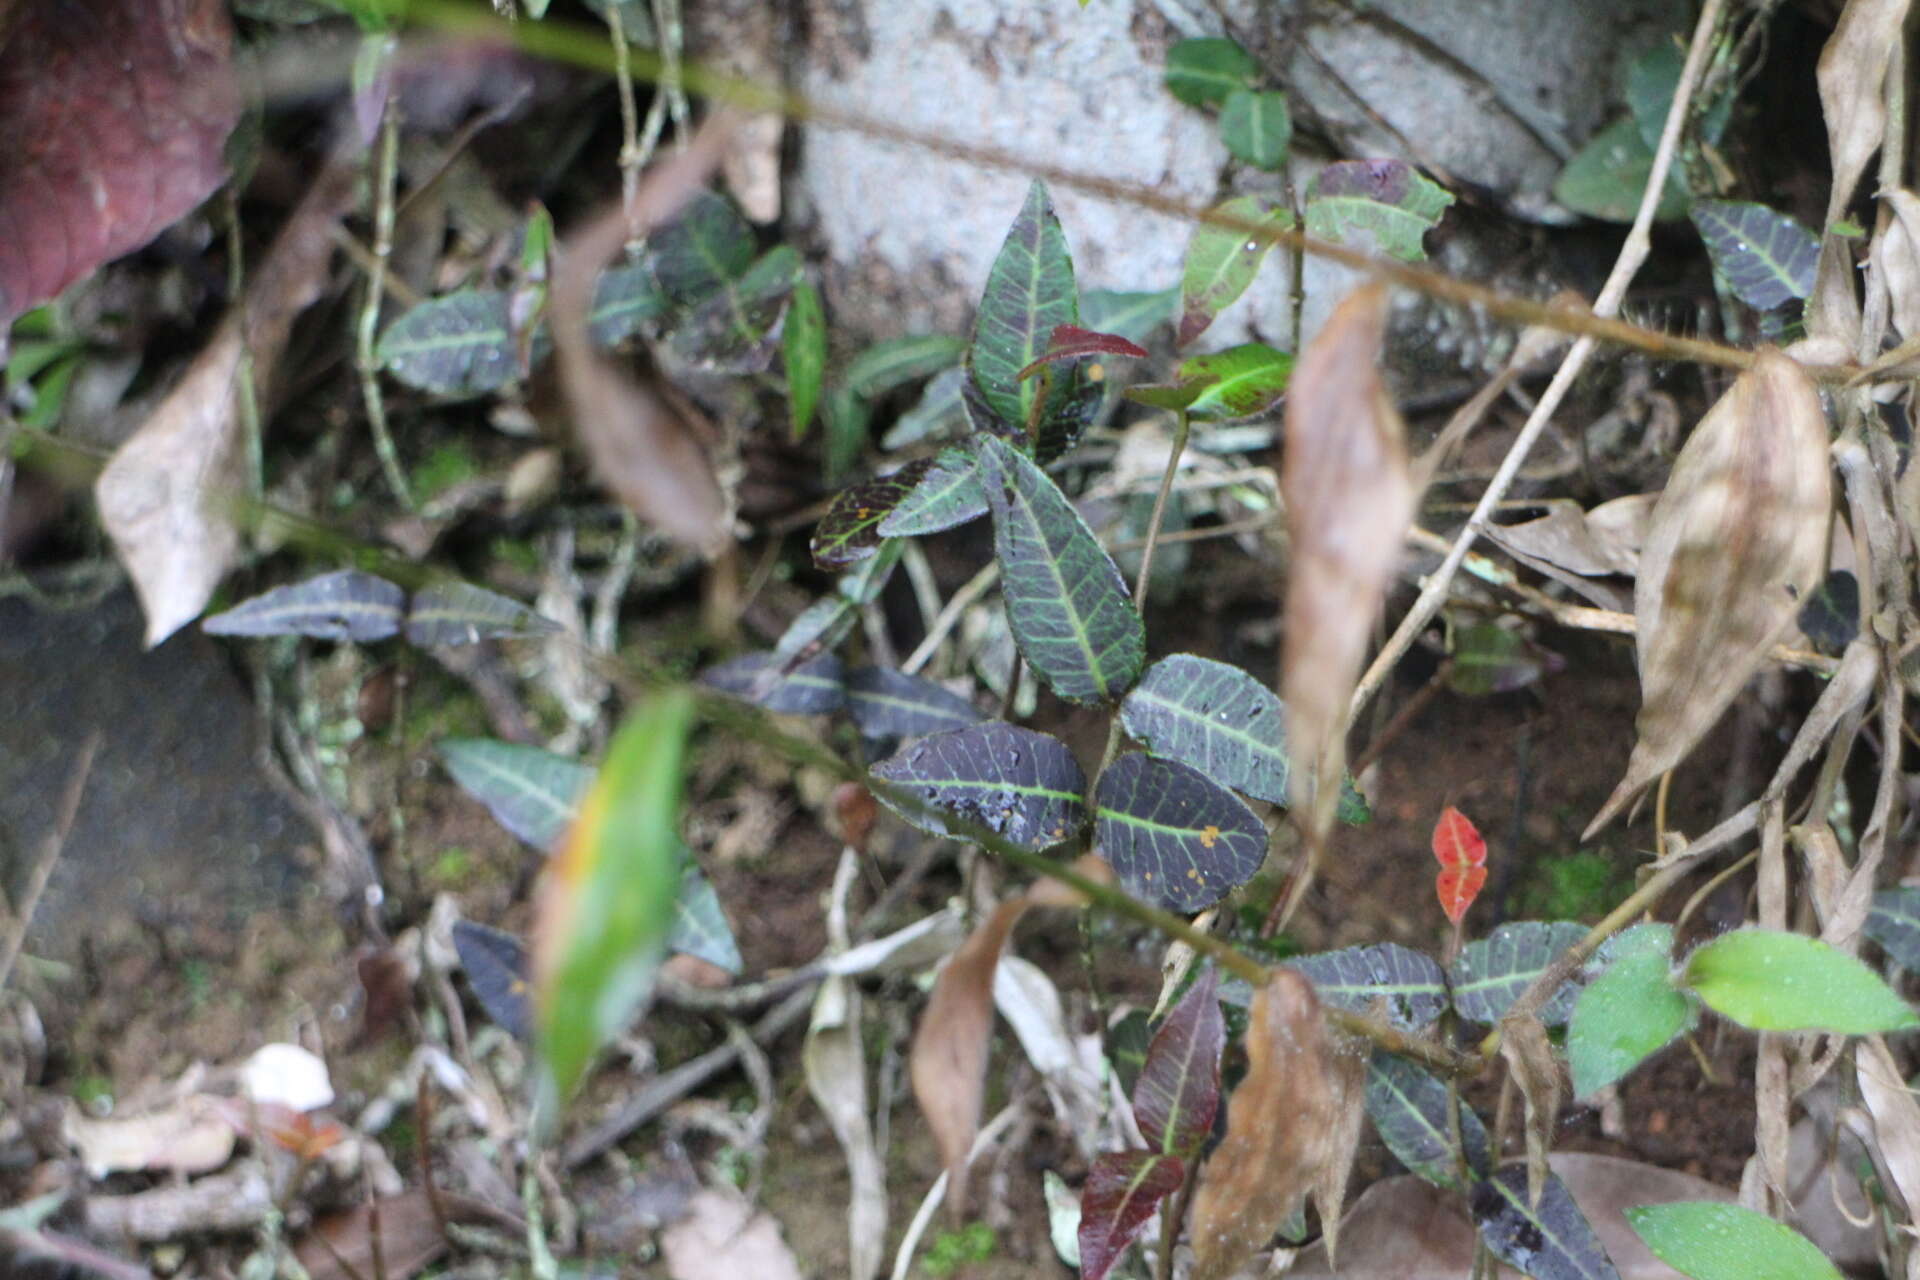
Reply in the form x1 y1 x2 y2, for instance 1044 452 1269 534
1016 324 1150 380
1133 966 1225 1155
1078 1150 1187 1280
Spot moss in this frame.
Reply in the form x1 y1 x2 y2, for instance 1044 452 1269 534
923 1223 997 1276
1518 850 1631 921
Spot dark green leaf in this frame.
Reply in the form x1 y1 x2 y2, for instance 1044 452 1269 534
1178 195 1290 347
1032 359 1105 465
1446 623 1555 696
439 739 592 849
961 365 1028 446
1472 1167 1621 1280
668 871 741 974
1121 654 1293 804
846 666 984 740
976 435 1144 703
1123 377 1221 412
1450 921 1589 1025
1221 89 1291 171
970 181 1080 431
1553 117 1690 223
773 544 902 667
845 334 968 399
883 366 970 449
1305 160 1454 262
669 243 798 372
869 721 1086 851
700 652 847 714
1568 922 1693 1097
1078 1151 1186 1280
649 190 755 304
1690 200 1819 310
1282 942 1448 1030
203 570 404 641
1096 753 1265 913
1867 885 1920 975
1132 966 1223 1155
784 278 826 440
377 289 518 398
1626 1202 1843 1280
1626 39 1732 155
1107 1010 1152 1099
1364 1051 1491 1190
1797 570 1859 657
1080 288 1178 344
589 263 668 347
823 384 871 483
876 443 988 537
811 461 932 570
1164 36 1258 109
1681 928 1919 1033
451 920 532 1039
1178 342 1294 420
406 581 559 646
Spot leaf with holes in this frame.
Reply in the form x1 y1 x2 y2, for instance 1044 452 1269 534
1221 89 1291 171
406 581 559 646
1121 654 1293 803
1305 160 1454 262
203 570 404 641
1681 928 1918 1033
668 871 740 974
869 721 1085 851
648 189 755 304
1077 1151 1186 1280
439 739 593 850
1451 921 1588 1025
589 263 668 346
1364 1051 1491 1191
1281 942 1449 1031
784 278 826 440
970 181 1080 432
1626 1201 1842 1280
1867 886 1920 976
812 462 932 570
1133 966 1224 1154
846 667 984 741
1568 923 1692 1098
378 289 520 399
845 334 968 399
976 434 1144 704
1080 288 1179 344
1178 195 1291 347
1690 200 1819 310
1096 753 1265 913
1471 1167 1620 1280
1178 343 1295 420
451 920 533 1039
1164 36 1259 108
699 652 847 715
876 443 988 537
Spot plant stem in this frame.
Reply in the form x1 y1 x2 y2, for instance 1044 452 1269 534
355 79 415 512
1131 410 1190 604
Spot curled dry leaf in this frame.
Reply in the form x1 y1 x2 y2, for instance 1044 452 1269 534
1281 283 1413 839
1856 1034 1920 1224
1312 1031 1369 1268
1816 0 1911 219
1585 350 1831 839
1498 1012 1562 1208
1879 190 1920 341
1189 968 1339 1280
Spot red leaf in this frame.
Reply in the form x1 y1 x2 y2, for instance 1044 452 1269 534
1436 864 1488 924
1132 966 1224 1155
1016 324 1150 380
1431 806 1487 869
1077 1150 1186 1280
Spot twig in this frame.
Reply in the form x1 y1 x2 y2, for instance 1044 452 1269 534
0 734 98 993
354 80 416 512
902 561 1001 675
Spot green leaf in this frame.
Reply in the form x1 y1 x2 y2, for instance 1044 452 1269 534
670 243 799 372
1446 622 1555 696
975 434 1145 704
1866 886 1920 975
811 462 932 570
1282 942 1449 1030
1220 89 1291 171
406 581 560 646
649 190 755 304
1472 1168 1621 1280
1177 195 1291 347
1032 360 1105 465
1690 200 1819 310
1681 928 1919 1033
589 263 668 346
970 181 1080 431
377 289 519 398
784 278 826 440
700 652 847 715
876 443 988 537
1450 921 1589 1025
1132 966 1224 1154
203 570 405 642
1625 39 1731 155
1304 159 1454 262
1123 377 1220 413
1568 923 1694 1097
883 366 970 449
1077 1151 1186 1280
823 385 871 483
869 721 1086 851
1096 752 1266 912
1120 654 1293 804
1626 1202 1842 1280
1164 37 1258 109
845 334 968 399
846 666 984 742
439 739 593 849
1080 288 1179 344
535 690 694 1118
668 871 741 975
1553 116 1691 223
1177 342 1294 420
1364 1051 1491 1191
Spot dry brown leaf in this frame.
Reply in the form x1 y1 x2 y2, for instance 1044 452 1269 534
63 1094 235 1179
1880 190 1920 341
1857 1035 1920 1225
94 163 356 646
661 1186 804 1280
804 975 886 1280
1189 968 1338 1280
1816 0 1911 221
549 126 732 557
296 1190 454 1280
1498 1013 1562 1208
1281 282 1413 840
1310 1035 1369 1268
1585 350 1832 838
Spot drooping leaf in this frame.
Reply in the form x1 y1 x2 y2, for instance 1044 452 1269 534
1163 36 1259 109
844 334 968 399
1681 928 1918 1033
1221 89 1292 171
1177 195 1291 347
1363 1051 1490 1191
1178 343 1295 420
875 442 988 537
883 366 970 449
869 721 1086 851
783 278 826 440
377 289 520 398
1471 1166 1621 1280
1304 160 1454 262
1283 942 1449 1031
1553 116 1690 224
699 652 847 715
670 242 799 372
845 667 984 741
811 462 932 569
588 262 669 347
405 581 560 646
534 690 693 1117
1017 324 1150 378
1690 200 1819 310
203 570 405 641
975 434 1144 704
1077 1151 1186 1280
1121 654 1293 803
668 871 741 975
1866 885 1920 975
1133 966 1224 1155
1568 922 1692 1098
451 920 533 1039
1080 288 1179 344
970 181 1080 431
439 739 593 850
1451 921 1589 1026
1626 1201 1842 1280
1096 753 1266 913
648 189 756 304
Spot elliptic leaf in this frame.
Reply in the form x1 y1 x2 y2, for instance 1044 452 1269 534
699 652 847 715
1097 753 1266 913
1552 117 1691 224
1132 965 1224 1155
377 289 518 398
405 581 559 646
1626 40 1732 155
589 263 668 346
203 570 404 641
1077 1151 1186 1280
961 366 1028 445
1283 942 1449 1031
1432 806 1487 868
1304 160 1455 262
1121 653 1293 804
1681 928 1919 1033
1866 885 1920 976
648 189 755 303
970 181 1080 431
976 434 1145 704
1451 921 1589 1026
1690 200 1819 310
1471 1167 1621 1280
1177 195 1290 347
1221 89 1292 171
668 871 741 975
451 920 532 1039
883 366 969 449
845 334 968 399
1364 1051 1491 1191
822 384 871 483
811 461 931 570
1625 1201 1843 1280
1164 36 1258 108
875 443 988 537
869 721 1086 851
1569 923 1693 1097
439 738 593 850
783 278 826 440
1017 324 1150 378
1178 342 1295 420
846 667 984 741
1080 288 1179 344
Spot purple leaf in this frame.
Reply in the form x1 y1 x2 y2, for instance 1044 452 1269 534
1133 965 1225 1154
1078 1151 1186 1280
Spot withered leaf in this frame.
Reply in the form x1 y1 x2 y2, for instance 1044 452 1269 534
1585 350 1831 838
1816 0 1909 218
1499 1012 1563 1208
1311 1032 1369 1267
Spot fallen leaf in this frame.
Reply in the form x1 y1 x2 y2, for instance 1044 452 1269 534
64 1095 235 1179
661 1186 803 1280
296 1188 504 1280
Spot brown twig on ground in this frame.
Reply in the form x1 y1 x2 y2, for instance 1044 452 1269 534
0 732 98 993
